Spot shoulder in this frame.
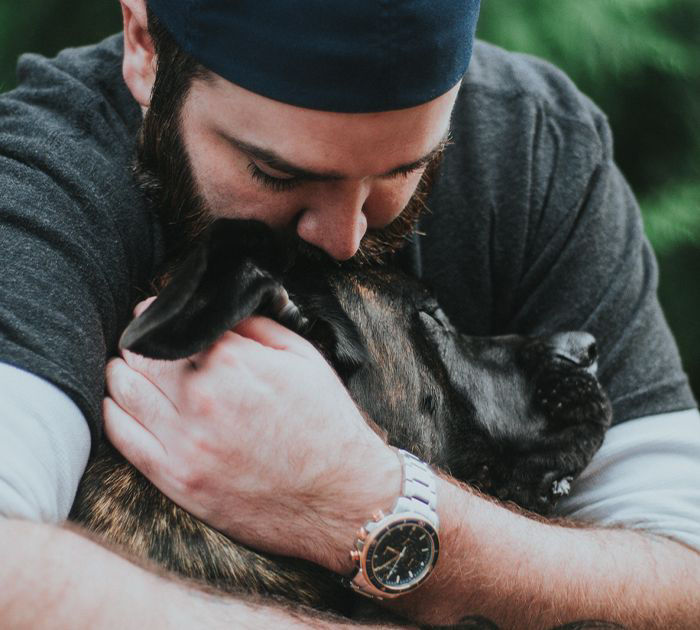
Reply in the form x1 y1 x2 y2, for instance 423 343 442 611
444 39 613 184
421 41 621 330
3 33 140 146
435 40 616 226
0 33 154 279
463 40 609 142
0 35 159 438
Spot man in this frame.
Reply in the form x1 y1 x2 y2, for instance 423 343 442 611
1 1 699 627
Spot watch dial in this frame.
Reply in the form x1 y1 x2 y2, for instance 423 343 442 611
368 521 437 589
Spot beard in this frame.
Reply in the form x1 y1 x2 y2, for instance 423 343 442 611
133 81 441 284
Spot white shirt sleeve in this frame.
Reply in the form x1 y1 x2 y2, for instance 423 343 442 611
0 362 91 522
555 407 700 552
1 356 699 554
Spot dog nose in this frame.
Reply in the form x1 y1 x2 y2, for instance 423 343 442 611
546 332 598 368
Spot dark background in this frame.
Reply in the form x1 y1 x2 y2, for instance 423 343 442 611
1 0 697 398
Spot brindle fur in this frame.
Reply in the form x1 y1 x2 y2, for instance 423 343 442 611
70 220 617 628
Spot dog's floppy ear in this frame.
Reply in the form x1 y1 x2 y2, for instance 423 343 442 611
119 219 290 360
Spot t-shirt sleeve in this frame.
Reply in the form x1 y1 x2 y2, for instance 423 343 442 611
555 408 700 552
506 109 695 423
422 46 696 425
0 39 159 442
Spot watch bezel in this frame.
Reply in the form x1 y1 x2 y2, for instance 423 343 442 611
361 513 440 595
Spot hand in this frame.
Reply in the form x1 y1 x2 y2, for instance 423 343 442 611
104 298 400 573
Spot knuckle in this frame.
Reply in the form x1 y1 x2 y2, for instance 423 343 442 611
107 361 141 408
207 332 241 367
104 357 123 382
183 380 217 417
171 459 204 495
121 348 147 370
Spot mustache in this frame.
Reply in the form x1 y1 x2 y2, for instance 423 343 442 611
287 153 441 268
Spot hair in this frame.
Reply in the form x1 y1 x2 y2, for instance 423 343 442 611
145 5 209 91
134 7 214 278
137 5 442 272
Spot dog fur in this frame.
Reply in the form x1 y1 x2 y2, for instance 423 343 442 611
70 219 616 628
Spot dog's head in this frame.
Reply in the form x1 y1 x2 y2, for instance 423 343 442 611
320 267 612 514
120 219 612 515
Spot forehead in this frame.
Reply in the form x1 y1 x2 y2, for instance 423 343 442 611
185 74 460 177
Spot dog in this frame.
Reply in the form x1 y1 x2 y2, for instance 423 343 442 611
70 219 615 627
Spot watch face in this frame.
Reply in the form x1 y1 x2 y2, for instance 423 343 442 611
365 518 439 592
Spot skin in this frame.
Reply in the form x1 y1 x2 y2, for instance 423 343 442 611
181 75 450 262
3 1 697 629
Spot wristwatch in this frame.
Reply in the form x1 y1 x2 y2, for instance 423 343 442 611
347 449 440 599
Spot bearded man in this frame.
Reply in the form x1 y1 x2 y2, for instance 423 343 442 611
0 1 698 628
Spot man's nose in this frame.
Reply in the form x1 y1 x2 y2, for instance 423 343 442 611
295 180 370 261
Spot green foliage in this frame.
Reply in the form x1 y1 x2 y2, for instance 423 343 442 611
0 0 121 93
644 181 700 254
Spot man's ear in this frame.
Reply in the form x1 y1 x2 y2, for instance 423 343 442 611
119 220 290 360
120 0 156 108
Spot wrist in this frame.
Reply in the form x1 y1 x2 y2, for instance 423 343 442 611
347 449 441 599
315 441 402 575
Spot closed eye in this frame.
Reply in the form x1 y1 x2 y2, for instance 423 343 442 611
248 158 425 192
420 394 437 416
380 163 427 180
247 161 303 192
420 306 452 330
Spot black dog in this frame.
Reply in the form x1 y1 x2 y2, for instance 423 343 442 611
71 219 615 627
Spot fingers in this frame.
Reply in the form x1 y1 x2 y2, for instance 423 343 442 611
119 344 200 400
105 356 182 435
233 316 316 357
102 396 167 481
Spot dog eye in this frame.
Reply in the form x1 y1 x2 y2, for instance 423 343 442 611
420 394 437 416
422 306 451 329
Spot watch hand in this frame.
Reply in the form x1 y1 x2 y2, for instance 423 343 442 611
373 551 401 572
386 547 407 579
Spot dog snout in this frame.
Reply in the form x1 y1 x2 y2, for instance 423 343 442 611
546 332 598 369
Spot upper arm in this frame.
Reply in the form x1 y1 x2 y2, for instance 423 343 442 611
0 44 157 440
0 362 90 521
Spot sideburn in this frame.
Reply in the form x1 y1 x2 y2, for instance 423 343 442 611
133 10 213 287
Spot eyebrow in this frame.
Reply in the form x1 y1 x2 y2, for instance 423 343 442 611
221 130 451 181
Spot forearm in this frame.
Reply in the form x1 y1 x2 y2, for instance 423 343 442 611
0 518 405 630
385 477 700 629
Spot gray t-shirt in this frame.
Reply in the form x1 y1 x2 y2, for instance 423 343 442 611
0 34 694 443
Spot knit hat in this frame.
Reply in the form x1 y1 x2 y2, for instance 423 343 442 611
147 0 481 112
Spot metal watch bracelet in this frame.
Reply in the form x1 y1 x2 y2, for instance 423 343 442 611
393 448 439 523
346 448 440 599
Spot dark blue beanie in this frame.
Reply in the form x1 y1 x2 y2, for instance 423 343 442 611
147 0 481 113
